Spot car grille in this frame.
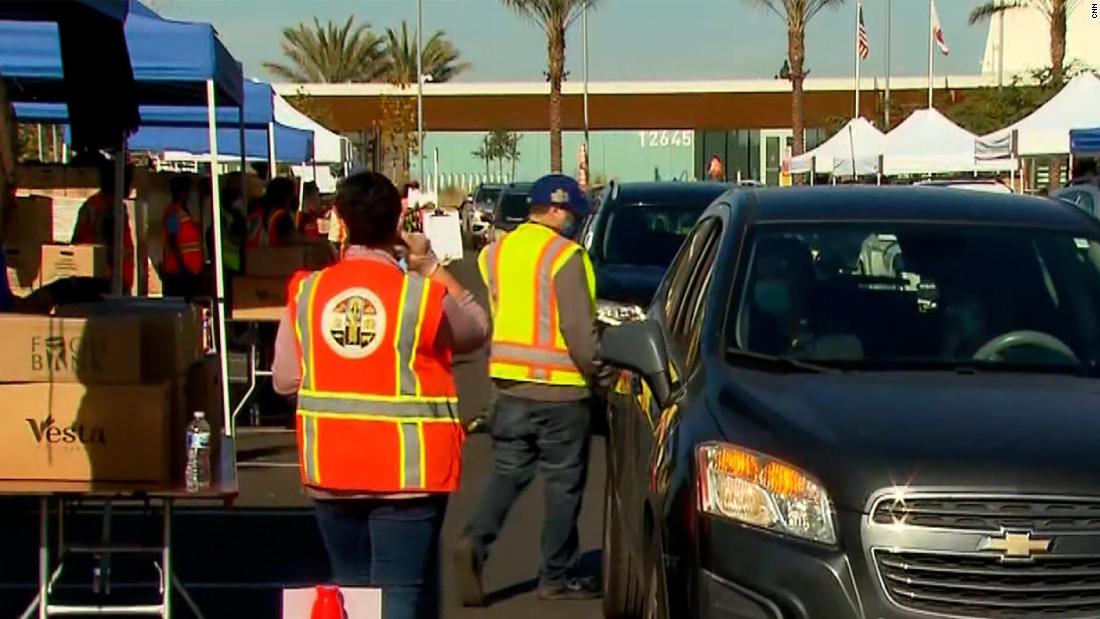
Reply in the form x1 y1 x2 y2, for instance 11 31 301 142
875 550 1100 618
872 497 1100 532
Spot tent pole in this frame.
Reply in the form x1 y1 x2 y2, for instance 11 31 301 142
111 137 126 296
207 79 232 438
267 122 277 177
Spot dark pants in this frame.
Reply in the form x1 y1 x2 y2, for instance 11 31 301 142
313 496 448 619
464 393 592 585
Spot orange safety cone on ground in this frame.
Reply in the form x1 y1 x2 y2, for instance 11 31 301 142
310 585 348 619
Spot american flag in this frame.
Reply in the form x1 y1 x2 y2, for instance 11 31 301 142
857 2 870 60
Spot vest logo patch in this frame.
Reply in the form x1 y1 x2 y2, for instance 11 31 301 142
321 287 387 359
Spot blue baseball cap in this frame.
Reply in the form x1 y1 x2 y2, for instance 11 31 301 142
530 174 590 218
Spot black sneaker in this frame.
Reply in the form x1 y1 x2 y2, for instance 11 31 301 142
453 537 486 607
537 575 602 601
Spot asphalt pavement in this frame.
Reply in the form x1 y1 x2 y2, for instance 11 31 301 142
0 250 606 619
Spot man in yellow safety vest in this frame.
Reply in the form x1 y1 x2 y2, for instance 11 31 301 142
454 174 606 605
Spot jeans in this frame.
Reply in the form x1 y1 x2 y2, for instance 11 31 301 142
313 496 448 619
464 393 592 585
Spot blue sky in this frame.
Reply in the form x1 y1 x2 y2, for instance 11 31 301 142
157 0 994 82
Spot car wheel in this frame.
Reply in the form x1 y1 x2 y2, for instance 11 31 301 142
602 468 643 618
642 532 669 619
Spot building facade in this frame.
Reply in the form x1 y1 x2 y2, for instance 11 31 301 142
277 75 992 191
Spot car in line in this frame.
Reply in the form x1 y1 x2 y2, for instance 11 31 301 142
1053 181 1100 218
488 182 534 243
577 181 732 326
912 179 1013 194
599 186 1100 619
464 183 502 247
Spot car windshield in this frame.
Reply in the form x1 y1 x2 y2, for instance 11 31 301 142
475 186 501 204
497 192 530 222
733 223 1100 373
600 204 706 267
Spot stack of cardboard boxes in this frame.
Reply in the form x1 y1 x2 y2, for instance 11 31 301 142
232 243 333 321
0 300 222 489
3 195 113 296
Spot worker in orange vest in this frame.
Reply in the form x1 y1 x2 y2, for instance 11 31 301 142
71 158 134 293
271 171 489 619
297 181 326 240
161 175 203 298
246 177 298 248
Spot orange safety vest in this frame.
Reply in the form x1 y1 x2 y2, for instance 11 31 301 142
161 203 203 275
245 208 267 249
289 259 464 493
74 192 134 292
268 208 292 247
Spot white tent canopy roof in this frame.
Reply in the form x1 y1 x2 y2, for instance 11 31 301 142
981 73 1100 157
273 94 348 164
791 117 884 176
882 108 1014 175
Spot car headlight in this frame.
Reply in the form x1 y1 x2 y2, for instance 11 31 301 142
596 300 645 326
697 442 837 545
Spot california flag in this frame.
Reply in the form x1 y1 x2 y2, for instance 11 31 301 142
930 0 950 56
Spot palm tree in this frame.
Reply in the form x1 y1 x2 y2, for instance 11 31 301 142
501 0 599 173
745 0 844 160
969 1 1076 188
264 17 386 82
381 21 470 86
472 135 494 176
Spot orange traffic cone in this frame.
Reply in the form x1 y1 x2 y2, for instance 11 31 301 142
310 585 347 619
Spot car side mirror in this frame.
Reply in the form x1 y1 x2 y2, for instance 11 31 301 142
601 320 675 409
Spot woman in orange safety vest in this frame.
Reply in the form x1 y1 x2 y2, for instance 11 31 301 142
270 171 488 619
71 160 134 293
161 175 204 298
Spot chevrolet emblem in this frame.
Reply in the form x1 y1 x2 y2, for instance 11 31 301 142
978 531 1051 559
550 188 570 204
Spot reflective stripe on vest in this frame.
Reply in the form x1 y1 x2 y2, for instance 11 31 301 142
486 224 594 386
163 206 203 274
293 268 459 491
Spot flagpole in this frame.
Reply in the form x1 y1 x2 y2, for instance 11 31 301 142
928 0 934 109
854 0 861 118
885 0 892 127
417 0 425 182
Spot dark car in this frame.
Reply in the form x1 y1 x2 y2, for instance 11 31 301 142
491 182 534 238
599 186 1100 619
578 181 730 326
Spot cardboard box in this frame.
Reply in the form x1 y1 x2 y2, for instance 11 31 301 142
0 314 143 384
40 244 108 286
245 244 332 278
232 276 289 321
4 245 41 291
3 196 53 248
0 382 172 484
56 299 204 383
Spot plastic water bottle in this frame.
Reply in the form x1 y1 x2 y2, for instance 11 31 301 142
185 412 212 492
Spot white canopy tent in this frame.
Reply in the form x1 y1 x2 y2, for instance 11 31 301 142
980 73 1100 157
273 93 348 164
882 108 1015 176
791 117 884 176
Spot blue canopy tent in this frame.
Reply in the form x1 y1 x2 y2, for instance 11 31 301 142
0 0 139 153
1071 128 1100 155
1 1 249 445
14 80 308 165
130 124 314 163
